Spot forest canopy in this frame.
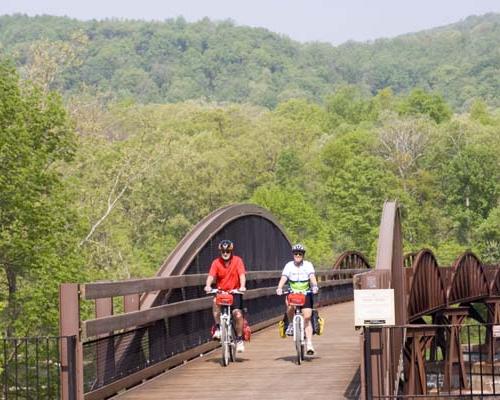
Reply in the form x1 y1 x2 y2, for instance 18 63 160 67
1 13 500 109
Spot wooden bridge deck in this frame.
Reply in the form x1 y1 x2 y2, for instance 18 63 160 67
114 301 360 400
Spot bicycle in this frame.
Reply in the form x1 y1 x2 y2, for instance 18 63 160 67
280 289 313 365
207 289 242 366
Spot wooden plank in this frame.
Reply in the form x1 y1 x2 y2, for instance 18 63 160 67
84 341 220 400
83 271 281 299
113 301 360 400
82 269 365 300
83 274 207 300
85 313 284 400
123 294 140 313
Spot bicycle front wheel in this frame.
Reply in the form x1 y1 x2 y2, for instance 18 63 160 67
221 320 230 367
229 324 236 362
294 317 303 365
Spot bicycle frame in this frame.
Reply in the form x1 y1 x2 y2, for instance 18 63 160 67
284 290 312 365
219 304 236 366
292 305 305 364
208 289 241 366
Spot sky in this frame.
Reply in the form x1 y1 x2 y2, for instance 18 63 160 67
1 0 500 45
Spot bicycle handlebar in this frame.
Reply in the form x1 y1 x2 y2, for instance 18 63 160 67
280 289 313 295
206 288 245 295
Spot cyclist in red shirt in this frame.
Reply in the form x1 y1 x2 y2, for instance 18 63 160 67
204 239 247 352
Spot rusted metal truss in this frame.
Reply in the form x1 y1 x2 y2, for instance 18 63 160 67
357 201 500 398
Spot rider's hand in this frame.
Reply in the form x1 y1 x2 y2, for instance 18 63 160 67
312 285 319 294
276 287 283 296
238 286 246 292
204 285 212 293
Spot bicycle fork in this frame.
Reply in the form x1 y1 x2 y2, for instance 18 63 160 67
293 312 304 344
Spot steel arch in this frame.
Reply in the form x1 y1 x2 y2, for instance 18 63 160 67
448 251 489 304
142 203 291 309
407 249 446 321
333 250 371 270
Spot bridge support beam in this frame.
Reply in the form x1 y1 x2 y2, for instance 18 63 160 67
59 283 84 400
437 307 469 392
404 327 437 395
485 298 500 360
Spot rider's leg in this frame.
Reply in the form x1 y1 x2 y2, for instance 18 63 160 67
303 307 315 354
212 299 221 324
232 309 244 336
286 304 294 322
303 308 313 341
211 300 222 339
232 308 245 352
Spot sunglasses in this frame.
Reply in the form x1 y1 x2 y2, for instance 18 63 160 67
293 252 304 256
221 250 232 255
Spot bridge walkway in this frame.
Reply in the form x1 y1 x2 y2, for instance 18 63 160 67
114 301 360 400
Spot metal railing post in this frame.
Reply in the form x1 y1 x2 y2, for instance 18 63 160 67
59 283 84 400
67 336 77 400
364 326 373 400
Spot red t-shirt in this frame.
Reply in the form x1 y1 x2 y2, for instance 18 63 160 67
208 255 246 291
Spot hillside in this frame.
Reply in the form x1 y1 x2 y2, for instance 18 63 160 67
0 13 499 108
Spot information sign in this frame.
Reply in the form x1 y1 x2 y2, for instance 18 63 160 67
354 289 395 326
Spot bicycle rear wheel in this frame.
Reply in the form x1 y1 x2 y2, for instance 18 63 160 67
221 320 230 367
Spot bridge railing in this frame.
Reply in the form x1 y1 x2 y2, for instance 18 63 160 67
61 268 364 400
1 335 77 400
363 323 500 399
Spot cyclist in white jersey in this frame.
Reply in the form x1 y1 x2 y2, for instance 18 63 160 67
276 243 319 355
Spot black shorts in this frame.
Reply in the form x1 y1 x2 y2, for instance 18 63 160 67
231 293 244 311
303 293 314 309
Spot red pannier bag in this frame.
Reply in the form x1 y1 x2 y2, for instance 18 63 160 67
243 318 251 342
215 292 233 306
287 293 306 306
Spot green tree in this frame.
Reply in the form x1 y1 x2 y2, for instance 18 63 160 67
325 86 377 128
0 61 82 335
440 145 499 245
251 184 332 265
398 88 452 124
474 207 500 264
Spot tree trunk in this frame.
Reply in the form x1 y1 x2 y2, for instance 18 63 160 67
5 266 18 337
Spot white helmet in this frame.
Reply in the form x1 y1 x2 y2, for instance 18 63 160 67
292 243 306 254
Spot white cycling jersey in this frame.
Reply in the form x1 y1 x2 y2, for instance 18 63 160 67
281 260 315 291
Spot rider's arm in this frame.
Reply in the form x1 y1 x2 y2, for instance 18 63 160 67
308 262 319 293
237 257 247 291
310 273 319 293
277 275 288 290
204 274 215 292
239 273 246 291
276 275 288 295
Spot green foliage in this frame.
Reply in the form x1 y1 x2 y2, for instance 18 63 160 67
398 88 452 123
1 27 500 336
474 207 500 264
325 86 378 128
251 185 332 264
0 60 84 335
439 145 499 244
1 14 500 108
469 99 496 125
